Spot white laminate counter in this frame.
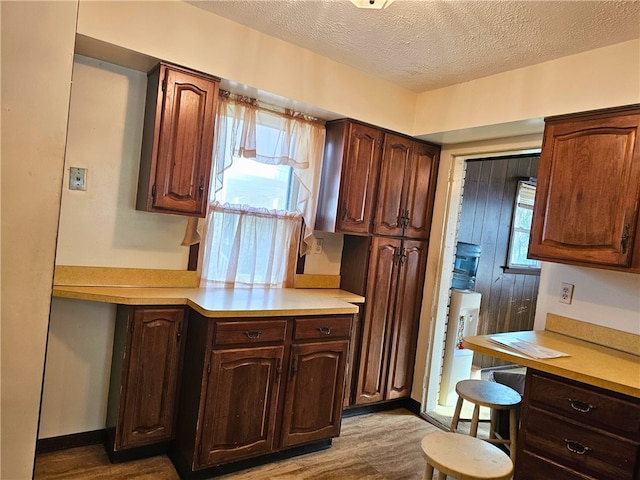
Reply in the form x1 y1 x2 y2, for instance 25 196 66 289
463 330 640 398
52 285 363 318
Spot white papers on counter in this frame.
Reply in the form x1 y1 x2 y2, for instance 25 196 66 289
489 336 570 359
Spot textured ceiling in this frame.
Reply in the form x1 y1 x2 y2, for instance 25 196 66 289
188 0 640 92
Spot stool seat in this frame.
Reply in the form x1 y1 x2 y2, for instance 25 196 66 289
421 431 513 480
451 379 521 462
455 379 522 409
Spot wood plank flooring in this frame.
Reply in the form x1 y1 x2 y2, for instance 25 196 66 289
35 409 443 480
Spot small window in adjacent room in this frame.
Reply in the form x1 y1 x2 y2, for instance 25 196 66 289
505 178 541 274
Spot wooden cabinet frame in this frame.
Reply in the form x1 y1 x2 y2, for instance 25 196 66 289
529 104 640 272
137 62 220 217
173 312 353 474
106 306 187 456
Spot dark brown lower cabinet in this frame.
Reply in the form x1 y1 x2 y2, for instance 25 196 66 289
281 340 349 448
106 306 186 455
354 236 427 405
173 312 352 474
515 369 640 480
198 346 284 466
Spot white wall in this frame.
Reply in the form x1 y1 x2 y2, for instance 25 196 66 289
76 0 418 136
534 264 640 334
303 232 343 275
55 56 190 269
1 2 77 477
41 56 191 439
39 299 117 438
414 39 640 138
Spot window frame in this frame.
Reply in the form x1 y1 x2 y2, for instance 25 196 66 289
504 177 541 275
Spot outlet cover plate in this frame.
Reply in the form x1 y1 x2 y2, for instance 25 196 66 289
560 282 574 304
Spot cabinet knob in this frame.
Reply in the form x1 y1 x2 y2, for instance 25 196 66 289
568 398 596 413
198 176 205 198
564 438 591 455
341 204 347 221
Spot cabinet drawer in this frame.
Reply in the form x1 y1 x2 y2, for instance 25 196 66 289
524 406 639 479
528 372 640 435
293 316 352 341
214 320 287 346
516 450 598 480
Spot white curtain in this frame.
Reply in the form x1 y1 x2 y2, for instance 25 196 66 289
213 93 326 254
201 202 301 288
197 93 325 288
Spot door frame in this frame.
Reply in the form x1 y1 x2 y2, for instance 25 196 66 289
414 136 542 416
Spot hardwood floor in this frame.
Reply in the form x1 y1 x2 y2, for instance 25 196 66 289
35 409 443 479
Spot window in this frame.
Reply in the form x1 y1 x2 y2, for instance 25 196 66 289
199 93 325 288
506 178 541 272
216 157 294 211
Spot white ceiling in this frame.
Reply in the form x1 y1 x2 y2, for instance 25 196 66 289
188 0 640 93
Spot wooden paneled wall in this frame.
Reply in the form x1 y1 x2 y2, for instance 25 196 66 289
458 155 540 368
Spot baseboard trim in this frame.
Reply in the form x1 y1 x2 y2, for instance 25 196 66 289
342 397 421 418
171 439 332 480
36 429 106 454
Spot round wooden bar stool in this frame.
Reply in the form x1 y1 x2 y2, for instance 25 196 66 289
450 379 521 462
421 431 513 480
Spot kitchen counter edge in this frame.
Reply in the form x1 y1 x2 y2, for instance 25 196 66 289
52 285 362 317
463 330 640 398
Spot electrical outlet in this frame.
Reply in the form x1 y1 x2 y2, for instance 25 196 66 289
312 238 324 255
559 282 574 304
69 167 87 191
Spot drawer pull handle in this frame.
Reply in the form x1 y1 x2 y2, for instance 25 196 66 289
317 326 332 335
244 330 262 339
564 439 591 455
568 398 596 413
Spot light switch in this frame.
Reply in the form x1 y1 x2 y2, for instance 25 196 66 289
69 167 87 191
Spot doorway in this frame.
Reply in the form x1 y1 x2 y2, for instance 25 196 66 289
419 143 542 426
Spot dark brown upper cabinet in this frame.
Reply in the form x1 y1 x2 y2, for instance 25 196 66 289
374 133 439 239
137 62 220 217
529 104 640 272
315 120 383 235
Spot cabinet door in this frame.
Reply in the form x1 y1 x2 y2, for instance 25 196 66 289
404 142 439 239
337 123 383 234
197 346 283 468
281 340 349 448
529 111 640 267
374 133 412 237
355 237 401 405
386 239 428 399
139 63 219 217
117 307 185 450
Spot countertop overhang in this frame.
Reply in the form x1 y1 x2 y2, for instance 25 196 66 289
463 330 640 398
52 285 362 318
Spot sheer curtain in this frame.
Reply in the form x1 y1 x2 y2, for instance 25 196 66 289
200 92 325 288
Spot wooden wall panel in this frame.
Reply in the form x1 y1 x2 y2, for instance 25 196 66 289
457 155 540 368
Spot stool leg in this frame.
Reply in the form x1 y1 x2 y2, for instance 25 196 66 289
437 472 447 480
451 396 463 432
489 408 497 440
470 404 480 437
509 408 518 462
424 463 434 480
